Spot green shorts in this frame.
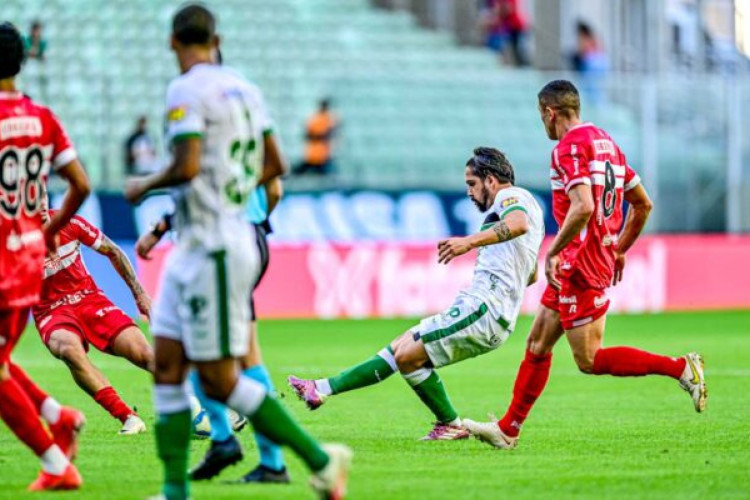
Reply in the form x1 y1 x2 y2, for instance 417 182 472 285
415 294 511 369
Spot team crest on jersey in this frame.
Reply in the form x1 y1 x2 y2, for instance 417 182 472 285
167 106 187 122
500 197 519 209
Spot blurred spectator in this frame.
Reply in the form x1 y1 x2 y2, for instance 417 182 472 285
124 116 158 176
24 21 47 61
294 99 338 175
571 21 609 104
480 0 530 67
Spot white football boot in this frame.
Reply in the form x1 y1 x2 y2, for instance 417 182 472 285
679 352 707 412
119 414 147 435
309 444 352 500
463 416 519 450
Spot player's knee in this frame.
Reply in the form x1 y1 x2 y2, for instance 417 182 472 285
133 345 154 370
573 353 595 374
56 341 86 365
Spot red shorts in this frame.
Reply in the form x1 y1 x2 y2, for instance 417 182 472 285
541 272 610 331
34 293 136 353
0 307 31 364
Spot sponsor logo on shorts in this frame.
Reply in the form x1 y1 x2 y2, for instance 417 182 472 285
0 336 6 346
559 295 577 305
561 262 572 271
39 316 52 328
594 296 608 308
167 106 187 122
95 306 119 318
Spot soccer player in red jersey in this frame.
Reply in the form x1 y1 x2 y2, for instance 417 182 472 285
0 22 91 491
464 80 707 449
32 198 154 435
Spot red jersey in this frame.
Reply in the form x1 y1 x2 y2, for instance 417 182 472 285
35 211 103 315
0 91 76 309
549 123 641 289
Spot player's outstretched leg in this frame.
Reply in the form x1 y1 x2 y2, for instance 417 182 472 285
392 333 468 441
0 363 81 491
465 305 561 448
238 364 290 484
8 362 85 459
188 369 243 481
289 345 397 410
47 330 145 434
202 364 351 499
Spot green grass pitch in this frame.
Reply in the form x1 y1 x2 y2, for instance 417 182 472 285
1 311 749 499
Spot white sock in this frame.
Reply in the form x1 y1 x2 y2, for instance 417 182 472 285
40 397 62 425
377 347 398 372
153 381 191 414
226 376 266 417
401 367 432 387
40 445 68 475
446 417 462 427
314 379 332 396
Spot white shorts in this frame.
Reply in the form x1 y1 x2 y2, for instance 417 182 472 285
415 294 511 369
151 242 258 361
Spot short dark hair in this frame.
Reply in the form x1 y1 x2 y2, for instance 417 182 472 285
467 147 515 185
538 79 580 118
0 22 25 79
172 4 215 46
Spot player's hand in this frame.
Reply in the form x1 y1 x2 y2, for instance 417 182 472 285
613 251 626 285
124 178 147 204
437 237 472 264
545 252 562 291
136 232 160 260
136 292 151 321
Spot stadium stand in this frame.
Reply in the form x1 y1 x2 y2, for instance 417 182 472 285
7 0 640 190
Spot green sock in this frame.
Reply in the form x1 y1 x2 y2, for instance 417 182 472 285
403 369 459 424
250 395 330 472
155 409 191 500
327 346 397 394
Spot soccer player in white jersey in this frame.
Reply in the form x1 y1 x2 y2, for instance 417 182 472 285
124 5 350 500
289 147 545 440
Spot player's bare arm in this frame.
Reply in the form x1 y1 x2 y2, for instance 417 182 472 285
545 183 595 290
264 175 283 215
135 213 172 260
257 133 286 186
124 138 201 204
527 262 539 286
613 183 653 284
96 235 151 319
43 159 91 251
438 210 529 264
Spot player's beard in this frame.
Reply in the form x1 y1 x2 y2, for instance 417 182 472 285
471 186 491 212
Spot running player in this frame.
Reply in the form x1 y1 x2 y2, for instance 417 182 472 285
32 197 153 435
289 147 544 440
0 21 90 491
464 80 706 449
124 6 350 499
137 180 289 483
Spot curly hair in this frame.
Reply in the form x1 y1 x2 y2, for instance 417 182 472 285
466 147 515 185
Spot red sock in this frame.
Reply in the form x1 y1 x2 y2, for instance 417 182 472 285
8 362 49 411
498 349 552 438
93 386 134 423
0 378 54 456
592 347 686 379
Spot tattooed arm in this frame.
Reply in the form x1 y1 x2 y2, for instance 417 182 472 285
437 210 529 264
95 235 151 319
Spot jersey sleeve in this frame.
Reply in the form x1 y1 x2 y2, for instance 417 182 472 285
165 79 204 144
553 140 591 193
70 216 103 250
254 88 275 137
47 110 77 170
624 164 641 191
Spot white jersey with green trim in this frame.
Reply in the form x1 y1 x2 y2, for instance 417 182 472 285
463 186 544 331
164 63 274 250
